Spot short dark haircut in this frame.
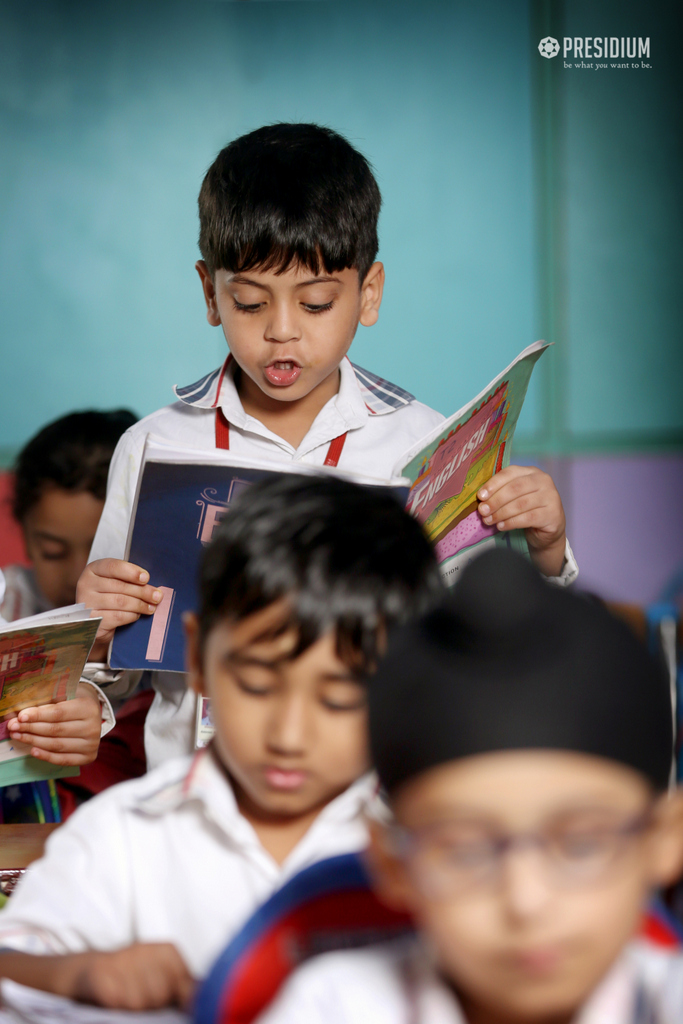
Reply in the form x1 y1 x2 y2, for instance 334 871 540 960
13 409 137 522
198 475 442 671
198 123 381 283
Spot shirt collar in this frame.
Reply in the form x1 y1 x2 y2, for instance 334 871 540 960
131 748 379 836
173 356 415 419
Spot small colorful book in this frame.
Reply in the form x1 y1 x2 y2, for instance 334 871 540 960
0 605 100 786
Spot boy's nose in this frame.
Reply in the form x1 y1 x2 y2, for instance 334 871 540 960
266 694 309 755
499 847 554 922
264 301 301 343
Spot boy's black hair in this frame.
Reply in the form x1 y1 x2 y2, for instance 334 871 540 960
198 123 381 283
198 474 442 671
13 409 137 522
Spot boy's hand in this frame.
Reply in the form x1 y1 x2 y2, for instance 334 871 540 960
77 558 163 662
477 465 567 577
5 683 103 766
0 944 194 1011
72 943 195 1010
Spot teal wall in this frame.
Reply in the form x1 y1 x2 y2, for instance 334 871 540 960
0 0 680 463
531 0 682 454
0 0 540 461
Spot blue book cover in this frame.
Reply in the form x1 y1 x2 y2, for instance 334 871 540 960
110 443 408 673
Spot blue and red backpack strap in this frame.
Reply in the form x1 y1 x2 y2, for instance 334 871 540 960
641 896 683 949
193 852 413 1024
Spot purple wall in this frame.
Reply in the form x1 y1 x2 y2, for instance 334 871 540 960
541 454 683 606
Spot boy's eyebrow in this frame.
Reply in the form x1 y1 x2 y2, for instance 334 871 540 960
294 276 343 288
229 274 342 289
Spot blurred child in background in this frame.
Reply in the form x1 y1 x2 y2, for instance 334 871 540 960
258 550 683 1024
3 409 136 617
0 409 145 823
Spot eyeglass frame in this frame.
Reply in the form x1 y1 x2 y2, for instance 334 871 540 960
386 804 655 896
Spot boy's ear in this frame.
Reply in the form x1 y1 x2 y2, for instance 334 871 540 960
646 789 683 887
195 261 223 327
364 818 417 914
183 611 207 697
358 262 385 328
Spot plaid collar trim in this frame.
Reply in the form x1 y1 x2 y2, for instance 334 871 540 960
174 357 415 416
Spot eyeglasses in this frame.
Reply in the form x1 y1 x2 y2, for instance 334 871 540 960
389 807 653 897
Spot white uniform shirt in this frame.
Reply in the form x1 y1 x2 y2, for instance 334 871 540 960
0 750 378 980
256 937 683 1024
89 357 578 769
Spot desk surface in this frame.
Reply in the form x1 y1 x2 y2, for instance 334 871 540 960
0 823 60 868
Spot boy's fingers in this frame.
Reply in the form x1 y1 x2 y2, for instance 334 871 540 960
480 492 545 525
27 745 94 766
477 465 535 499
10 720 99 740
478 475 542 513
16 700 89 724
89 558 151 586
85 576 162 607
91 593 159 619
493 510 562 534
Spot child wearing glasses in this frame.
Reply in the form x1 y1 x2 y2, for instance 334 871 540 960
257 549 683 1024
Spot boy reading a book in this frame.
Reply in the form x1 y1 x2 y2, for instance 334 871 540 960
257 549 683 1024
0 475 442 1010
77 122 577 770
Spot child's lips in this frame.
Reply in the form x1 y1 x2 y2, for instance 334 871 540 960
507 943 564 976
263 767 308 791
263 361 302 387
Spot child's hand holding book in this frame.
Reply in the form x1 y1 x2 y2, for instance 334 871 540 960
5 682 102 766
477 464 567 577
77 557 164 662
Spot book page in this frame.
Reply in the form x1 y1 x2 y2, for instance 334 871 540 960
396 342 548 585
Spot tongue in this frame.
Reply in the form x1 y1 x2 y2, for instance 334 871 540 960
264 364 302 387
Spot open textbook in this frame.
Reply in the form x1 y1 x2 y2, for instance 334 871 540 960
0 605 100 786
395 340 548 585
109 447 409 674
110 342 547 675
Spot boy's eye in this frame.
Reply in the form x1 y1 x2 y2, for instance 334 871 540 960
232 300 263 313
302 301 334 314
37 543 68 561
319 681 366 712
231 663 278 695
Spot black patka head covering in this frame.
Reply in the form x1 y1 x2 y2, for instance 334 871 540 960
369 549 673 794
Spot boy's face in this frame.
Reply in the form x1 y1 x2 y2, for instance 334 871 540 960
185 601 370 821
195 260 384 408
372 750 683 1022
22 485 104 607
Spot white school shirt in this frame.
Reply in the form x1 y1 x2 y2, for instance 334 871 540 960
256 937 683 1024
0 749 379 980
88 357 579 769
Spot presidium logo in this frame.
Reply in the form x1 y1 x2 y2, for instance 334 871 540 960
538 37 560 58
538 35 651 65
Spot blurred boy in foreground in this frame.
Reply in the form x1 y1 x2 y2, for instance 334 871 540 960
258 550 683 1024
0 475 441 1010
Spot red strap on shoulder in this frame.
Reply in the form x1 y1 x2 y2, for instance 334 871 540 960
324 432 347 467
215 408 230 449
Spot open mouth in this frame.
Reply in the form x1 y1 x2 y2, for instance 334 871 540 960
263 361 302 387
